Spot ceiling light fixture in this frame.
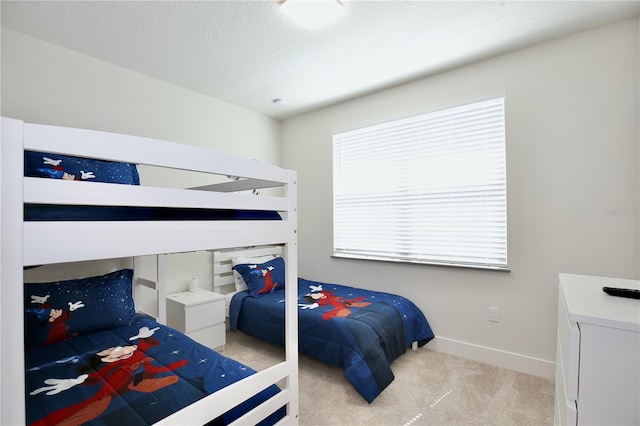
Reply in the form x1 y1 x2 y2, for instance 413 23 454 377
272 98 287 107
280 0 345 31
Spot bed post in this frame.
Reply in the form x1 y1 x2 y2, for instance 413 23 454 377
1 117 27 424
284 170 300 423
157 254 167 324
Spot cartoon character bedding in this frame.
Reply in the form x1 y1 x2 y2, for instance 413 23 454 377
23 151 281 221
229 257 435 403
24 270 284 425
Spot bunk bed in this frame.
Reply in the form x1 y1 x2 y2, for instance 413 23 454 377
0 117 299 425
212 247 435 404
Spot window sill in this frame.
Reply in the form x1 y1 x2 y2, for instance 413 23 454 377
331 253 511 272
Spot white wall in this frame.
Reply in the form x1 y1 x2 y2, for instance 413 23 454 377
2 28 282 298
281 18 639 378
1 28 281 164
1 28 281 186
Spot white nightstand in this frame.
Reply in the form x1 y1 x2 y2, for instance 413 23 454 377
166 290 226 350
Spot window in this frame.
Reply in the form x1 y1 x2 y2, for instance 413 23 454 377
332 95 507 270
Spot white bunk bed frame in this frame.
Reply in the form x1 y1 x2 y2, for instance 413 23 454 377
0 117 299 425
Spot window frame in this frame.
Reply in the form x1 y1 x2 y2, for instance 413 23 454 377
332 94 508 271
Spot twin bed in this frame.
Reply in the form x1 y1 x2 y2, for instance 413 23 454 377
1 117 299 425
214 247 435 404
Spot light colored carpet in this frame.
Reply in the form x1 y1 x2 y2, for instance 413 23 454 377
222 330 555 426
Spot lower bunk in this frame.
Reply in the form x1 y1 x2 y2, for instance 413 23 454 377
23 269 287 425
26 314 285 426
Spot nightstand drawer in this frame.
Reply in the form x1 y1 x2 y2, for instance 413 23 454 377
188 323 225 349
184 298 224 332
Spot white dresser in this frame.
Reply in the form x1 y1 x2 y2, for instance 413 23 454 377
166 290 226 350
555 274 640 426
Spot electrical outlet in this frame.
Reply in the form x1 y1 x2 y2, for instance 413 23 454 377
489 307 499 322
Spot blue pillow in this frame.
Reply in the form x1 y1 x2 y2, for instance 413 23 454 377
24 151 140 185
24 269 136 349
232 257 285 297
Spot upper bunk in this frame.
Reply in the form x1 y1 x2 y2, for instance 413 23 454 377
2 117 298 266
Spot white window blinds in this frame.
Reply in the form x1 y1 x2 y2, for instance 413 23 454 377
333 96 507 269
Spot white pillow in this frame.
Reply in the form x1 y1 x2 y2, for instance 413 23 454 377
231 254 276 292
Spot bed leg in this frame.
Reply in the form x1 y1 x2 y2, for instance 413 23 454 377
412 341 418 351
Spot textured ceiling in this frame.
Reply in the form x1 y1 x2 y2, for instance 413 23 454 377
2 1 639 119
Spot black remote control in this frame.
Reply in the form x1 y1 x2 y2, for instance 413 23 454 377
602 287 640 299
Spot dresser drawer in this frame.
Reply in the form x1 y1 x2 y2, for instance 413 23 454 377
555 331 577 426
557 288 580 402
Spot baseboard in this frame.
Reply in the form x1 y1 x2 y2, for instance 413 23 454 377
426 336 556 380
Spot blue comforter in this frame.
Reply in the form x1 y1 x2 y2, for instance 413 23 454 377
26 315 284 425
229 278 434 403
